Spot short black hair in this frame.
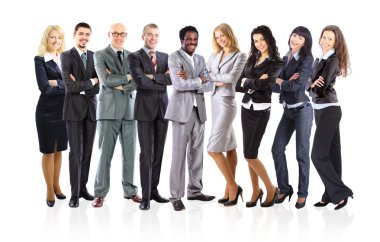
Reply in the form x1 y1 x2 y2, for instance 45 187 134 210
74 22 92 33
179 26 198 40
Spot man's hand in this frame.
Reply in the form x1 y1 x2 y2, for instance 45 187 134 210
177 70 188 80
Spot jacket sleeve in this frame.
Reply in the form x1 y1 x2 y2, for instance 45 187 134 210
94 51 131 89
34 56 65 95
168 54 202 91
280 55 313 92
312 56 339 95
61 52 93 93
154 53 172 86
235 66 248 93
244 59 284 90
127 52 166 91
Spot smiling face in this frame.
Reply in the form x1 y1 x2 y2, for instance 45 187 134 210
74 27 91 51
143 27 159 50
320 30 336 54
109 23 127 51
181 31 198 55
253 33 268 55
47 29 62 53
214 30 230 49
289 33 305 53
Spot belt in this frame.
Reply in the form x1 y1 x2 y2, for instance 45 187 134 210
284 102 310 111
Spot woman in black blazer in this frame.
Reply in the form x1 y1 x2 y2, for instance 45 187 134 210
309 25 353 210
34 25 67 207
236 25 284 207
271 26 313 209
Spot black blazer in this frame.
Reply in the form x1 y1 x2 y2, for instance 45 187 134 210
272 54 313 105
61 47 99 121
236 57 284 103
127 49 172 121
308 53 339 104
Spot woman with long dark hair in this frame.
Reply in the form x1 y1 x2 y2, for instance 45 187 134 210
236 25 284 207
271 26 314 209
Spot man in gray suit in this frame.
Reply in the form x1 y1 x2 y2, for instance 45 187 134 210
165 26 215 211
92 23 141 207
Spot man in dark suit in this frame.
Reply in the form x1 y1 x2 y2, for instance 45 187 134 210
127 23 172 210
61 22 99 208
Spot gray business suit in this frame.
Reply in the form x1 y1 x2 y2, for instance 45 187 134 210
165 48 213 200
206 51 247 152
93 45 138 198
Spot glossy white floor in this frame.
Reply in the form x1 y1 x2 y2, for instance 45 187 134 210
1 1 379 241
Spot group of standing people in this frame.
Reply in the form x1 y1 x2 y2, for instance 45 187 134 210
34 21 353 212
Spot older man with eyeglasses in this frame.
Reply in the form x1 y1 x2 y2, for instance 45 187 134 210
92 23 141 207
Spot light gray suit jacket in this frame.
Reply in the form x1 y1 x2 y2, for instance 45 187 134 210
207 51 247 97
165 48 213 123
94 45 136 120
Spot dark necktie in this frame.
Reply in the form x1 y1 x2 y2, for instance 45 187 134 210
149 51 157 67
81 53 87 70
117 51 123 65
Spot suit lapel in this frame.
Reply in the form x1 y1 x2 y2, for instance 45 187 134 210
106 46 123 73
71 47 86 76
218 51 236 70
46 60 62 79
178 49 196 77
139 48 155 73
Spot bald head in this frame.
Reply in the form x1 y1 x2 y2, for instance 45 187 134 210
108 23 127 51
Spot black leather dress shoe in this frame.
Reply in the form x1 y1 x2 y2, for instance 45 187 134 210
46 199 55 207
139 200 150 210
151 193 170 203
80 191 94 201
69 198 79 208
55 192 66 200
187 193 215 201
172 199 185 211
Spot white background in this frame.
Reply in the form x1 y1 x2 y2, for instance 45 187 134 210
0 0 378 241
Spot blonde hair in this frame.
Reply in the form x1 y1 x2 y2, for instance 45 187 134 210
38 25 66 56
212 23 240 54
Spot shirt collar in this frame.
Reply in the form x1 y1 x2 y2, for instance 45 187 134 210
75 46 86 56
143 47 155 56
286 50 300 61
44 52 55 62
321 48 335 60
110 44 124 54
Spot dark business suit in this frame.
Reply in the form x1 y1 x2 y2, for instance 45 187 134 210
34 55 67 154
127 48 172 201
61 47 99 199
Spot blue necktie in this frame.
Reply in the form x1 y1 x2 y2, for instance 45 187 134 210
81 53 87 70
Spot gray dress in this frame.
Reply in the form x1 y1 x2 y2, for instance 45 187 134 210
206 51 247 152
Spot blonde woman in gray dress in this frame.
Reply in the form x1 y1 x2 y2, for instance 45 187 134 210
207 23 247 206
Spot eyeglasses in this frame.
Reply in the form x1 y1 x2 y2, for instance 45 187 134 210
111 32 127 37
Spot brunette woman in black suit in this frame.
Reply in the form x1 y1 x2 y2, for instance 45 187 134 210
271 26 314 209
309 25 353 210
34 25 67 207
236 25 284 207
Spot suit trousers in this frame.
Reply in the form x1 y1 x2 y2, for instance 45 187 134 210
138 118 168 200
170 108 205 201
66 113 96 198
94 119 137 198
311 106 353 204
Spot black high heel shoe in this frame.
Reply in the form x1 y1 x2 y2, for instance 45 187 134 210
224 186 243 207
246 189 263 208
218 197 229 204
295 197 307 209
55 192 66 200
261 187 280 208
46 199 55 207
334 196 353 210
314 201 329 207
275 188 294 204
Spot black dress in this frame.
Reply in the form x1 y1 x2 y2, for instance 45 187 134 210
34 55 67 154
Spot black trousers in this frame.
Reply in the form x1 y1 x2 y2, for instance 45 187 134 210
66 113 97 198
311 106 353 204
138 118 168 201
